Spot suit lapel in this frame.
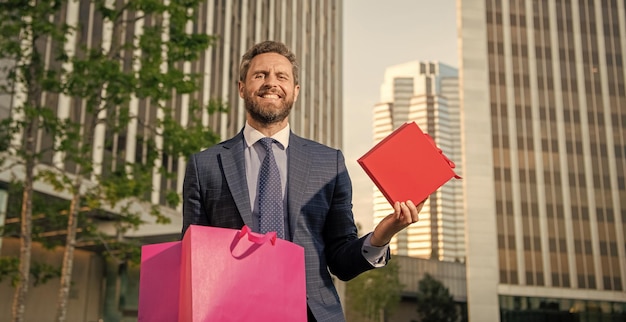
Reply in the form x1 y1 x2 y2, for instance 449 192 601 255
287 134 311 241
220 133 254 227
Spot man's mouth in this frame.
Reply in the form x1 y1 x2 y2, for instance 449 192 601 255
258 90 282 99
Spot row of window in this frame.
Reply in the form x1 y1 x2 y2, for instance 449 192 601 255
498 233 621 256
492 135 626 156
500 295 626 319
499 268 623 291
495 200 626 224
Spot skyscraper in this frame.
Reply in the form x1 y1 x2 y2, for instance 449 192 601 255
459 0 626 320
2 0 343 231
372 61 464 262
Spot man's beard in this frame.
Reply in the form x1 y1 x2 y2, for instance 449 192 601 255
243 88 294 125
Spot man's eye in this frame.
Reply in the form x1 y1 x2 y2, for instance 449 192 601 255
254 74 264 79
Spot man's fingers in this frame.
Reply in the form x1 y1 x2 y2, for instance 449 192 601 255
393 201 402 219
391 199 424 224
396 201 412 224
406 200 420 223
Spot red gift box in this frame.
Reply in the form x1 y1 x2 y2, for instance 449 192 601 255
358 121 461 205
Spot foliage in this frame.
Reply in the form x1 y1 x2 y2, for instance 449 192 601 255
0 257 19 286
0 257 60 287
346 260 403 322
0 2 78 316
413 273 459 322
0 0 225 320
0 0 223 257
2 182 69 246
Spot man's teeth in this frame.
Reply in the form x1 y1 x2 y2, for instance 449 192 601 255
262 94 279 99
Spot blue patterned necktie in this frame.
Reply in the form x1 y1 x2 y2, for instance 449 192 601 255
257 137 284 238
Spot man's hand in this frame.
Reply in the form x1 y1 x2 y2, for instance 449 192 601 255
370 199 427 247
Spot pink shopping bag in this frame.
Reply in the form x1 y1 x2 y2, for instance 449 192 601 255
179 225 307 322
138 241 181 321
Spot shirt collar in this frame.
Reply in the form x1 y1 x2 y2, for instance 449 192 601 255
243 122 290 149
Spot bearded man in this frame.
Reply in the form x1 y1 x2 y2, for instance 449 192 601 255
182 40 425 322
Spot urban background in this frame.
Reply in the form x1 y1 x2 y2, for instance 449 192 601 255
0 0 625 321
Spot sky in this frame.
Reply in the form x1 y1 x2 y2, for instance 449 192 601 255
342 0 458 233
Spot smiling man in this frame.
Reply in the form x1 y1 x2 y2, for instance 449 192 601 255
239 49 299 128
182 40 425 322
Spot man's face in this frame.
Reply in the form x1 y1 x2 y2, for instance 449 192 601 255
239 53 300 125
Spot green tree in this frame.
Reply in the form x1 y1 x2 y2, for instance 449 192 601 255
0 0 224 321
346 260 403 322
0 1 70 320
413 273 459 322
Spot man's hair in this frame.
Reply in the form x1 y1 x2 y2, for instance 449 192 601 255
239 41 299 85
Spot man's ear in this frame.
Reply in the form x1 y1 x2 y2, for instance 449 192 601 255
238 81 245 98
294 84 300 102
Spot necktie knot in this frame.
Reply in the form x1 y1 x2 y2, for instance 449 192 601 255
259 137 276 152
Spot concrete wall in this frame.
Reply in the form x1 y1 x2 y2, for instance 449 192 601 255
0 238 104 322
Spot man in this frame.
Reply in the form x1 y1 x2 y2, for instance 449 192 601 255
182 40 425 322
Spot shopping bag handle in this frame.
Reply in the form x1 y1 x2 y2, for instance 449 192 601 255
238 225 277 246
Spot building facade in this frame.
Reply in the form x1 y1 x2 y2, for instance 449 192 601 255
1 0 343 237
372 61 464 262
0 0 343 320
458 0 626 321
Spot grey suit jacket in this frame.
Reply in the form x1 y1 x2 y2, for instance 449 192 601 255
182 131 378 322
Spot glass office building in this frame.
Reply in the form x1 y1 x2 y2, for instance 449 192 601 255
459 0 626 321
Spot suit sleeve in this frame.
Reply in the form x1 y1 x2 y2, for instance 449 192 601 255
323 150 381 281
182 154 208 238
